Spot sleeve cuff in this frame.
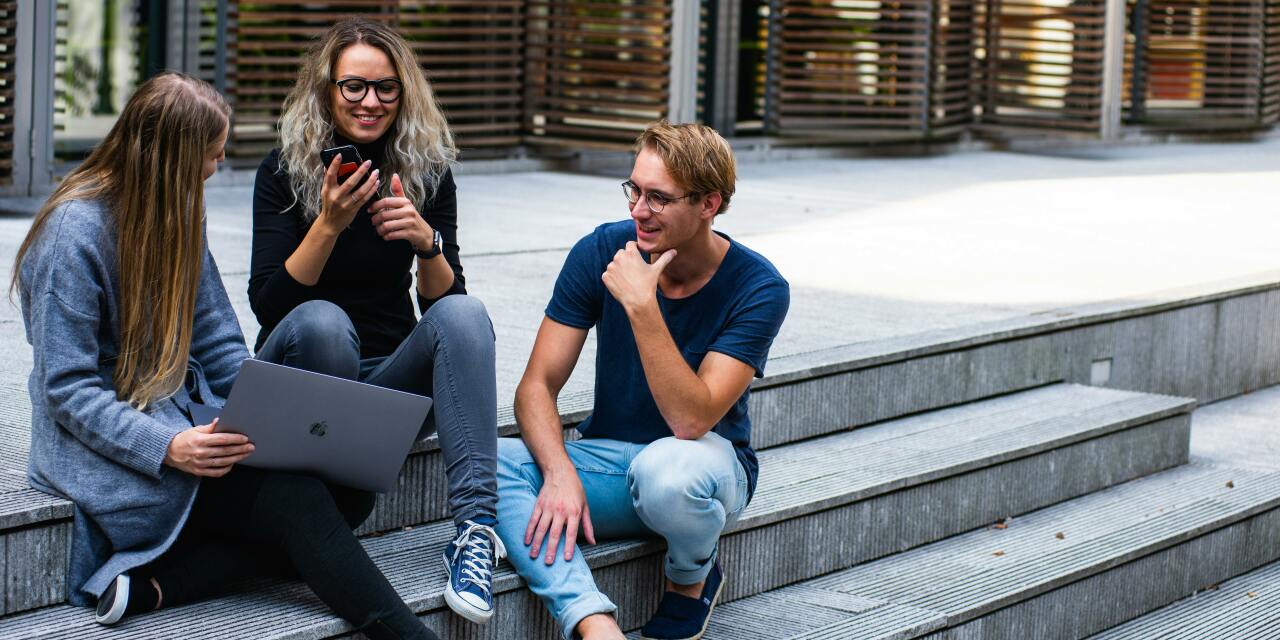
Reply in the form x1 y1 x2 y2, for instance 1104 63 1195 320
125 419 178 479
706 346 767 378
417 277 467 315
544 308 595 331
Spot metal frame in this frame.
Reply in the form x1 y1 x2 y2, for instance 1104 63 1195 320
1100 0 1127 139
921 0 936 134
703 0 741 134
3 0 35 196
166 0 202 73
667 0 699 124
27 1 56 196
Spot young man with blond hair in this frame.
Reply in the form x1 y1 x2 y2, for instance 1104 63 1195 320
494 122 789 640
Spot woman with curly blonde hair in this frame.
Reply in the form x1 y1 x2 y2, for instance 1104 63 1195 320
248 17 503 625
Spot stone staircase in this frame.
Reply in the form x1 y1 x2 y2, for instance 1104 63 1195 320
1 280 1279 638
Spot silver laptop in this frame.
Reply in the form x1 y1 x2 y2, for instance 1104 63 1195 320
205 359 433 492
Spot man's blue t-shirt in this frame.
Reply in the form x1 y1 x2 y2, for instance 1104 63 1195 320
546 221 790 499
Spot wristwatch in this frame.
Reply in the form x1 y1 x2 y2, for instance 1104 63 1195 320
414 229 443 260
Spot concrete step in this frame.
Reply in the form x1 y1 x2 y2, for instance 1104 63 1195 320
7 269 1279 618
0 315 1120 620
0 383 1193 638
1086 559 1280 640
695 462 1280 640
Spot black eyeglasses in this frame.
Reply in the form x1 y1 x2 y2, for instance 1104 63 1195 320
621 180 694 214
334 77 403 104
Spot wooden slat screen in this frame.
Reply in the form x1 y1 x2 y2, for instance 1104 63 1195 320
932 0 979 131
398 1 524 148
226 2 399 162
739 1 770 132
1265 0 1280 123
1126 0 1267 128
523 0 672 147
771 0 934 138
197 0 222 87
225 1 523 164
0 1 15 185
974 0 1107 132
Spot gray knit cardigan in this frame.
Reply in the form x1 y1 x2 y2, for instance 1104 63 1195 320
18 199 248 606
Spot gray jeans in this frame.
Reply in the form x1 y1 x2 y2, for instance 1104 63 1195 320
257 296 498 525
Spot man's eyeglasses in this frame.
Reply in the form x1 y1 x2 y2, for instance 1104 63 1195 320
334 77 403 104
621 180 694 214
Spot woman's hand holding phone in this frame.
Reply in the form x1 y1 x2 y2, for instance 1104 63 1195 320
317 153 380 235
164 419 256 478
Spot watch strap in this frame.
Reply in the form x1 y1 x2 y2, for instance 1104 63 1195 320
415 229 443 260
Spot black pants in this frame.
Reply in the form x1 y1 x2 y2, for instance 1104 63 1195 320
138 466 437 640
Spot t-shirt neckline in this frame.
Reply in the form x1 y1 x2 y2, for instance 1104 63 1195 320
656 230 735 302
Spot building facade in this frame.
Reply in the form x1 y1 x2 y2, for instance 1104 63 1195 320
1 0 1277 195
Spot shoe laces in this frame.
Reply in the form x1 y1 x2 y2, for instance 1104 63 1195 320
449 521 507 596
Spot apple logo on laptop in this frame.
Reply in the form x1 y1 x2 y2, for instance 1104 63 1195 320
309 421 328 437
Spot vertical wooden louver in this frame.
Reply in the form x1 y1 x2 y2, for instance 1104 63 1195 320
932 0 980 132
523 0 673 147
197 0 222 87
771 0 935 139
1265 0 1280 123
0 0 15 186
1127 0 1267 128
225 1 523 163
974 0 1108 132
226 2 399 162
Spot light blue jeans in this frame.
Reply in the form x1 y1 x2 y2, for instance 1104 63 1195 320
495 433 749 639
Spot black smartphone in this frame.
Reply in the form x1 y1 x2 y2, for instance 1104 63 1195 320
320 145 362 181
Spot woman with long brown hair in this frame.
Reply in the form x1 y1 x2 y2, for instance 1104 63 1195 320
249 18 502 624
14 72 438 639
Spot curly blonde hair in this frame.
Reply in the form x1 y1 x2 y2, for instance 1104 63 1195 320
277 18 456 222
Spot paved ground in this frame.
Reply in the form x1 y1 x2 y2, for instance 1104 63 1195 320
2 137 1279 408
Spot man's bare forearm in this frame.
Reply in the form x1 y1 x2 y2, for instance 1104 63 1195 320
514 380 577 479
627 301 716 439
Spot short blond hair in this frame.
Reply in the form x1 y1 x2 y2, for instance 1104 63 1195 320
634 121 736 215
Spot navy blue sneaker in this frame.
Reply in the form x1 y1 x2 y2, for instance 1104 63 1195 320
441 519 506 623
639 560 725 640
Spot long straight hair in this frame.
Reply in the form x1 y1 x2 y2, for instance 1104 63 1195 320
12 72 230 408
278 18 456 223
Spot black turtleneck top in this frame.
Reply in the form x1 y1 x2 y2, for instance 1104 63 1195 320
248 135 466 359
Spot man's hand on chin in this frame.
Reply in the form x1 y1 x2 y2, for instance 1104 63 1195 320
602 241 676 313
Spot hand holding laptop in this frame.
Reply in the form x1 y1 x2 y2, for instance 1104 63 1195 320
207 360 433 492
165 418 255 478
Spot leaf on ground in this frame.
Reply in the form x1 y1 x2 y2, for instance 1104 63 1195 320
992 551 1005 557
1055 532 1065 540
1247 592 1258 598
